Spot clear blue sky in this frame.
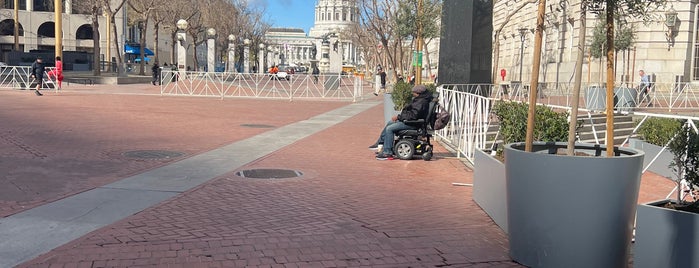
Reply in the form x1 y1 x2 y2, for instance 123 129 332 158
255 0 316 33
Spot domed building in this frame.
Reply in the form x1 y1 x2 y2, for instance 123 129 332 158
265 0 361 68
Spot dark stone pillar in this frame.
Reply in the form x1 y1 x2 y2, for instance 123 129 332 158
438 0 492 85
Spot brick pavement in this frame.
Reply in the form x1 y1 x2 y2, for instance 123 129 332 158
19 101 523 268
0 87 344 217
3 83 678 267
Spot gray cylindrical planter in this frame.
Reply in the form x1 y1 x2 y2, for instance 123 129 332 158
383 93 400 123
635 200 699 268
505 142 644 268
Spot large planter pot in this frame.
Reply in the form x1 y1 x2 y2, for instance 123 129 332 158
473 149 508 233
505 142 644 268
629 138 675 179
635 200 699 268
383 93 400 123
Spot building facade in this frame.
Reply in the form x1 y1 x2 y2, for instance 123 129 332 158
493 0 696 85
264 0 361 68
0 0 126 63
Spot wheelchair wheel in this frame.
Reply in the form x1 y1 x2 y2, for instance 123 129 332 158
394 140 415 160
422 146 433 161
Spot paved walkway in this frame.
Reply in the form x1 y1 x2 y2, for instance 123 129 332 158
0 83 676 267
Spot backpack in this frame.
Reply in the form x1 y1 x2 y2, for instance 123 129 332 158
433 104 451 130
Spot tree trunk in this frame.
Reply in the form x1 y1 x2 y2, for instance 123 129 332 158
424 38 432 80
153 23 160 63
171 32 176 66
139 20 147 76
110 15 123 75
192 37 199 71
604 0 615 157
491 0 538 84
91 6 101 76
567 4 586 155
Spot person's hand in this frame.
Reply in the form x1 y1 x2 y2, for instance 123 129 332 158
391 115 398 122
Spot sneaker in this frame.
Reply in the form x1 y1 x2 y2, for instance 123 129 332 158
368 143 381 151
373 92 378 96
34 90 43 96
376 153 394 160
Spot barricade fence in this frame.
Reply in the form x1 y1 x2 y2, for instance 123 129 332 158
436 83 699 163
458 81 699 113
160 70 372 102
435 86 493 163
0 66 58 91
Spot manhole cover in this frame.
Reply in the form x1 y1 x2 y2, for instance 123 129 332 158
236 169 303 179
122 150 185 159
240 124 275 128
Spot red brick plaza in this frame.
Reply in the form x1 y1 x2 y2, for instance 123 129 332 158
0 84 673 268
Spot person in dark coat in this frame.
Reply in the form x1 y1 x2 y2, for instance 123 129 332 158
30 56 45 96
151 61 161 85
369 85 432 160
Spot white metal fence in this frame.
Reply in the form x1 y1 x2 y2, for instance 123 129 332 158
435 86 493 163
0 66 57 90
159 70 372 101
449 82 699 113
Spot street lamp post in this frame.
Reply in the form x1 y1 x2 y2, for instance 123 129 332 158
54 0 62 59
518 28 528 84
176 19 188 73
206 28 216 73
227 34 235 73
243 38 250 73
258 43 265 74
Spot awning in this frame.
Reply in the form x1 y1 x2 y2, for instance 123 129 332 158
124 44 154 56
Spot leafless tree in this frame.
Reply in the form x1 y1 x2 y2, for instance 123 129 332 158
100 0 128 75
129 0 159 75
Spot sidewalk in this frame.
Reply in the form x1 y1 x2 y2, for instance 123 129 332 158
0 83 675 267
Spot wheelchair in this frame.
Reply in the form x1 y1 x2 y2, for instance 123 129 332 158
391 99 439 161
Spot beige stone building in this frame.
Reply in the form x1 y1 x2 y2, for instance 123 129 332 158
0 0 126 61
493 0 694 85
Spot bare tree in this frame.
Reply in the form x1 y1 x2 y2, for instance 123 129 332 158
73 0 103 75
100 0 128 75
129 0 159 75
358 0 401 78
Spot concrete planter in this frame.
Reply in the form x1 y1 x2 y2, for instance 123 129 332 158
472 149 507 233
629 138 675 179
505 142 644 268
383 93 400 123
635 200 699 268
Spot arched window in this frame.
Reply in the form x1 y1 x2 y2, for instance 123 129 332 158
76 24 93 39
0 19 23 36
37 22 55 37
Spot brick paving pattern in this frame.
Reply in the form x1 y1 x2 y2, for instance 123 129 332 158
0 88 344 217
1 83 677 267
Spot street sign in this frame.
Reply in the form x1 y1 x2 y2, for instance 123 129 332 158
412 51 423 67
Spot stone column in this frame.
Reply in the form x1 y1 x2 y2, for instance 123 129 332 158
26 0 32 11
65 0 72 14
176 19 188 73
243 38 250 73
258 43 265 74
206 28 216 73
227 34 236 73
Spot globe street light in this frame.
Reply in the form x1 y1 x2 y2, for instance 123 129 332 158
176 19 188 72
227 34 236 73
518 27 528 85
243 38 251 73
258 43 265 74
206 28 216 73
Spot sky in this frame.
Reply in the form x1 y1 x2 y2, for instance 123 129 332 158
250 0 317 33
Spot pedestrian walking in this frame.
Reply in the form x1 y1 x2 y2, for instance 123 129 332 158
30 56 45 96
312 65 320 84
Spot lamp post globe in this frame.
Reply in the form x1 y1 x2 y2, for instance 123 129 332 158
207 28 216 38
259 43 265 49
243 38 251 46
228 34 235 43
176 19 188 31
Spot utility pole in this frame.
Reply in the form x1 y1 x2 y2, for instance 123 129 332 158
13 0 19 50
54 0 63 58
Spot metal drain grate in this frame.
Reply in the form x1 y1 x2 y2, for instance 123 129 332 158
122 150 184 160
240 124 275 129
236 169 303 179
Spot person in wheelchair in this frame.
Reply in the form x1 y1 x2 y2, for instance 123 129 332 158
369 85 432 160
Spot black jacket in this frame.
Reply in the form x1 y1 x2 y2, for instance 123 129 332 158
397 91 432 121
31 61 45 77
